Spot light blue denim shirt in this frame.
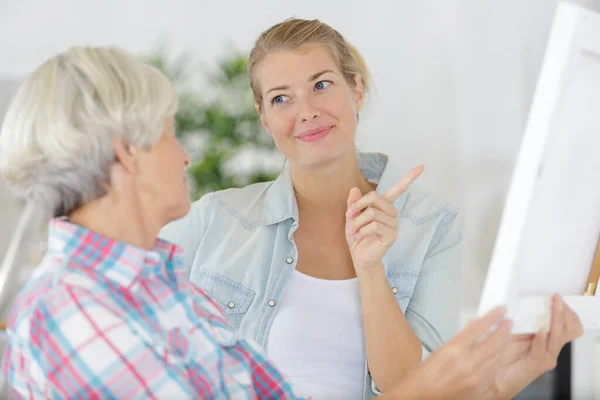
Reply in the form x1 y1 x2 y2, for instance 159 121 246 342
160 152 462 399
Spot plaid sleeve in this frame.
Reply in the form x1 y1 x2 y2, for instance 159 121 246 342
4 289 207 399
243 340 307 400
190 287 307 400
3 331 47 399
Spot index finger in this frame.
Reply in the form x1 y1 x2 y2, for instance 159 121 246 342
383 165 425 202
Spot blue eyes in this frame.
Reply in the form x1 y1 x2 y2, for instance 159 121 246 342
272 95 288 104
270 80 332 106
315 80 332 90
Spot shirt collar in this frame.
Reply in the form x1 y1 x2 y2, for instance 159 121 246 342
47 218 185 290
262 152 408 226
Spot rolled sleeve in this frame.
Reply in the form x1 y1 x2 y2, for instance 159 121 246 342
406 210 463 352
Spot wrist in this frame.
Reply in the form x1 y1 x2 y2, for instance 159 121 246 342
355 261 385 279
383 372 431 400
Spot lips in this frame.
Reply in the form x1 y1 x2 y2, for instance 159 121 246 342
297 126 333 142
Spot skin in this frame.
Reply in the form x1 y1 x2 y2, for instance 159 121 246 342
69 116 191 250
62 66 583 399
255 43 424 392
382 295 583 399
254 42 584 397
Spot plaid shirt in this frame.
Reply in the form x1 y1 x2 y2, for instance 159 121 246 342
2 219 305 399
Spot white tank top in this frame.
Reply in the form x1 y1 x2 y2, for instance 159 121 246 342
266 270 365 400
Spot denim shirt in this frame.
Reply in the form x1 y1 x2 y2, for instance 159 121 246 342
160 152 463 399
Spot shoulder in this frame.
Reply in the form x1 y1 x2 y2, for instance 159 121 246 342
398 184 460 227
159 181 278 266
387 184 462 268
372 153 459 228
189 181 276 226
8 256 128 349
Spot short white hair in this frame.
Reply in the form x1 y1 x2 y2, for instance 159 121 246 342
0 46 178 218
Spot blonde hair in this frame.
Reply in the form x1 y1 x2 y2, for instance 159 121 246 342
249 18 371 110
0 46 178 218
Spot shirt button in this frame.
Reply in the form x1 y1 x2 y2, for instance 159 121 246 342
228 302 236 309
286 257 294 264
268 300 276 307
392 287 399 294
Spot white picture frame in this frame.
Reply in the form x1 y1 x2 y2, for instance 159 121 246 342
477 1 600 334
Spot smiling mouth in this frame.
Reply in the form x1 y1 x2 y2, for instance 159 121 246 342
297 126 333 142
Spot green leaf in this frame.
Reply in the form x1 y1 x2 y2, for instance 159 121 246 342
145 48 279 201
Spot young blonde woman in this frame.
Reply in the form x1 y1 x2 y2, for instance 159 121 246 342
160 19 582 399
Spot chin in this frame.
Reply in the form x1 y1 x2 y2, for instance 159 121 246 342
164 200 192 224
177 200 192 219
295 145 352 168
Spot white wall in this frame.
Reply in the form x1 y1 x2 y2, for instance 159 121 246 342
2 0 597 318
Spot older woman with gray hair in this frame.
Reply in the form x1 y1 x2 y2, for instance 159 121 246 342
0 46 303 399
0 46 581 400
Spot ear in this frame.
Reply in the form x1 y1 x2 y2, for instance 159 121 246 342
255 102 273 137
112 138 138 174
352 74 365 113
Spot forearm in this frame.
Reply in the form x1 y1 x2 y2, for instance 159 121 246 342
379 380 422 400
357 263 422 393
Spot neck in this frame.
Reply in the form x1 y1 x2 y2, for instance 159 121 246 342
291 150 374 216
68 190 162 251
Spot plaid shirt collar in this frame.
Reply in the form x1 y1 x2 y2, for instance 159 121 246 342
47 218 185 291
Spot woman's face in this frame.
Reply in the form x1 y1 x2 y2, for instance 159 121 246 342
256 44 365 168
135 116 192 223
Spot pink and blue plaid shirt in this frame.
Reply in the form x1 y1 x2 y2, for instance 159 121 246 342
2 219 304 399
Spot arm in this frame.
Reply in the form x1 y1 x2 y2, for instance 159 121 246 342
344 167 427 393
345 168 462 393
2 335 46 399
378 306 514 400
4 311 200 398
357 264 422 393
6 292 306 399
26 308 206 398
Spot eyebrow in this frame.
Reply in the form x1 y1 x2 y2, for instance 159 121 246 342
265 69 336 96
309 69 334 81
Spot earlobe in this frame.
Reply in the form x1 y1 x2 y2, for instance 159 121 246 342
353 74 366 112
112 138 138 174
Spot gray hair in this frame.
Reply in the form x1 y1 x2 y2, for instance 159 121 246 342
0 46 178 218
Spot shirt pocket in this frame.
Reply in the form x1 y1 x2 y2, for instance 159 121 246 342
387 269 419 313
191 269 255 331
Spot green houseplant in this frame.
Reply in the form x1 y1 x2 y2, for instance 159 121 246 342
147 50 281 200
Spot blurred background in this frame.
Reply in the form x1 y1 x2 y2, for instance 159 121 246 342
1 0 599 398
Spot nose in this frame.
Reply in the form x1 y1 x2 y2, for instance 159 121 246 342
297 96 320 122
